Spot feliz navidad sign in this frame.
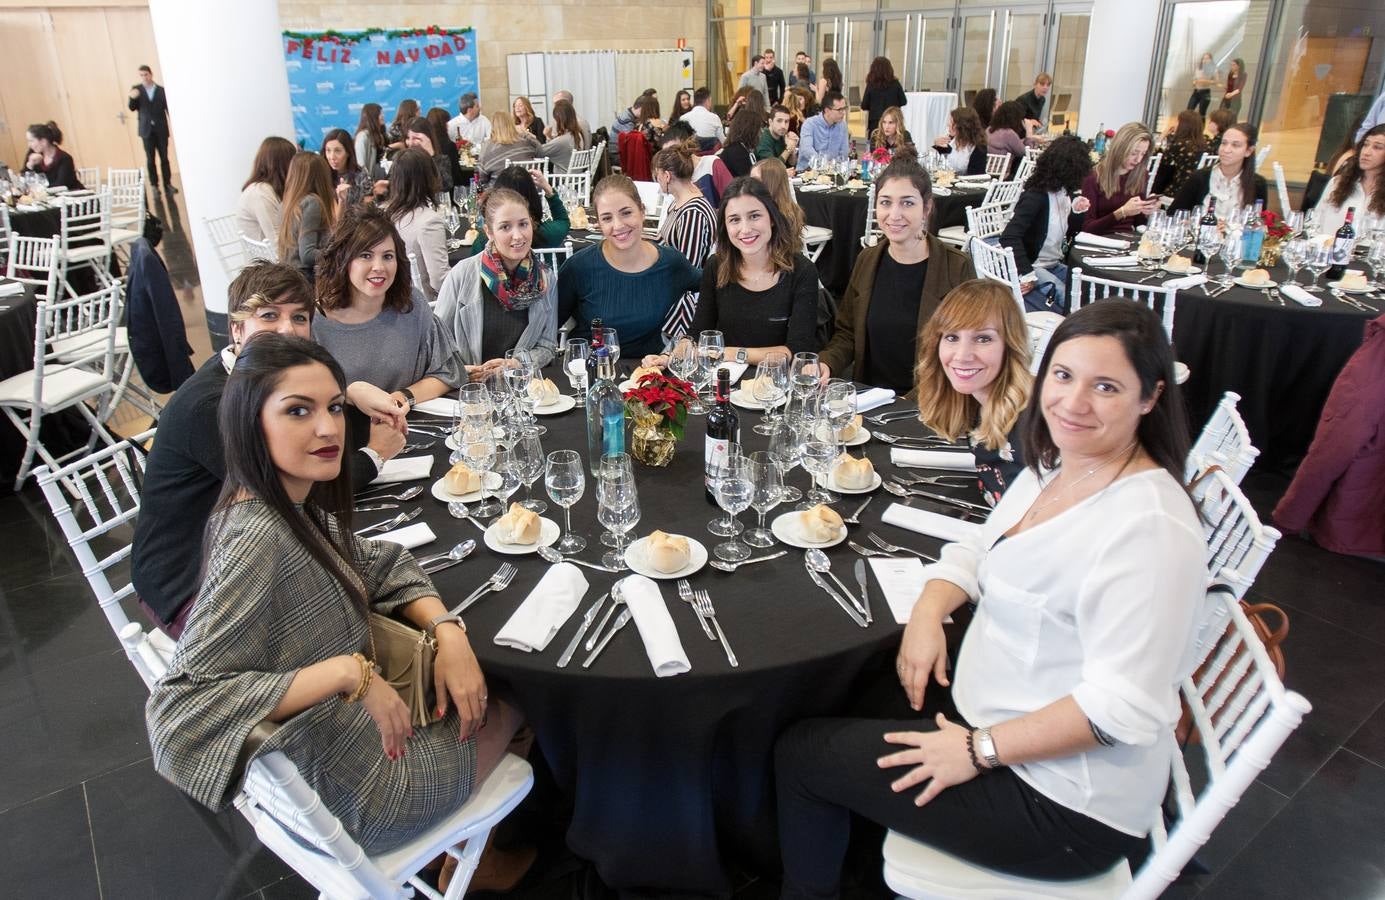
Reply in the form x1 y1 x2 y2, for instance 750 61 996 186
283 26 480 147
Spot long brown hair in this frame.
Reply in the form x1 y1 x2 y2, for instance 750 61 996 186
355 103 385 150
384 148 440 221
714 177 797 288
865 56 896 92
1223 122 1261 207
551 99 586 149
243 136 297 198
391 99 419 133
1328 124 1385 215
751 157 805 248
513 95 538 126
821 58 843 93
276 151 337 263
652 139 697 181
1171 110 1206 151
971 88 997 128
315 205 413 314
1095 122 1152 198
915 280 1032 450
949 107 985 150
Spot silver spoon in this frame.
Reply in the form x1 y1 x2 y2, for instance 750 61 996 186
804 548 866 616
447 501 489 532
709 550 787 572
416 539 476 569
537 545 623 572
356 484 424 502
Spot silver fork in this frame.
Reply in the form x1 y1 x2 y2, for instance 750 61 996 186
865 409 919 426
694 591 738 667
1269 287 1284 307
452 562 518 614
848 539 890 558
891 472 976 487
871 432 955 446
842 495 873 525
677 579 716 640
353 510 410 536
868 532 938 562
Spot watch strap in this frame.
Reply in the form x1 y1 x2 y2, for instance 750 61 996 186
427 612 465 637
401 387 416 410
976 726 1001 769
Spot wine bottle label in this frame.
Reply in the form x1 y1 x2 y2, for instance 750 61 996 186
1331 238 1354 265
705 439 729 482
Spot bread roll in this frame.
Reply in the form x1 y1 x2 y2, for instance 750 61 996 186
1163 254 1192 273
647 530 691 573
1340 270 1369 290
1241 268 1271 286
527 377 561 407
495 502 542 545
444 462 482 495
833 454 875 490
836 414 863 442
799 505 844 542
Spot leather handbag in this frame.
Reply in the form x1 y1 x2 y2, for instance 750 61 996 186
369 613 437 729
1177 592 1289 743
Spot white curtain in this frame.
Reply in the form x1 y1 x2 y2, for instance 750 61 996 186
544 51 618 136
615 51 692 122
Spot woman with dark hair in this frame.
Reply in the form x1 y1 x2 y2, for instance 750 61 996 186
468 166 570 254
435 187 559 379
1205 107 1235 155
23 121 83 191
1168 122 1268 218
986 101 1029 178
427 106 465 188
313 205 462 405
970 88 998 130
653 140 718 342
861 56 908 136
1000 135 1093 309
816 58 844 107
540 99 587 173
633 94 666 144
1220 58 1247 117
404 116 453 193
384 149 448 303
320 128 373 210
870 106 914 157
237 136 297 242
146 332 523 859
932 107 988 176
558 175 701 357
1081 122 1159 234
817 156 976 391
775 300 1204 897
354 102 387 181
750 156 806 242
277 151 337 278
513 96 546 143
669 90 693 127
721 106 764 178
387 98 420 157
1153 110 1207 196
476 111 542 188
1316 125 1385 234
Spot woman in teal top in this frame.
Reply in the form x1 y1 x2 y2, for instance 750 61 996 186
557 175 701 357
470 166 571 254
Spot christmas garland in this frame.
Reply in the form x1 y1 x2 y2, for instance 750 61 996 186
282 26 474 45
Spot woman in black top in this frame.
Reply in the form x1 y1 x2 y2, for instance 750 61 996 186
1167 122 1268 215
23 121 84 191
320 128 374 210
642 177 818 368
861 56 907 136
720 106 763 178
998 135 1092 311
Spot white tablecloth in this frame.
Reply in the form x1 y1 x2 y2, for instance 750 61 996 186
902 92 958 148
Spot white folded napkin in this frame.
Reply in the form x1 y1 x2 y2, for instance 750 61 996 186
890 448 977 471
855 388 897 413
16 204 41 213
619 574 691 677
799 183 832 192
956 174 992 183
1075 232 1131 250
882 503 981 544
1085 255 1139 268
717 361 749 384
931 187 952 196
0 282 24 297
1280 284 1322 307
413 397 457 417
493 563 589 652
368 522 435 549
1162 274 1207 291
369 456 435 485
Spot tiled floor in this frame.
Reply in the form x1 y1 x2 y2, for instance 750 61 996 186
1 190 1383 899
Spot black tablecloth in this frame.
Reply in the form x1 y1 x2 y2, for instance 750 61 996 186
1066 250 1372 473
395 384 951 891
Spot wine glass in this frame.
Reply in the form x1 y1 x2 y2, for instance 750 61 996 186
1285 210 1305 239
696 330 725 404
594 327 621 367
750 353 789 435
710 453 755 562
563 338 590 400
1280 236 1307 287
458 422 501 517
822 379 858 439
1220 228 1243 283
596 453 640 569
544 450 586 553
767 416 805 505
799 413 840 507
598 452 635 547
489 449 525 513
1367 241 1385 291
504 357 545 436
668 341 703 414
514 425 547 513
745 451 782 549
1304 240 1331 292
1302 207 1320 240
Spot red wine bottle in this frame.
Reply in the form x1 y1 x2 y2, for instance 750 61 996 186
585 317 604 385
1327 206 1356 281
703 368 739 504
1193 198 1217 266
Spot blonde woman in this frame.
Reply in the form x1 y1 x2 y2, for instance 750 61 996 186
476 111 542 187
276 151 337 278
870 106 913 156
915 279 1033 504
1079 122 1159 234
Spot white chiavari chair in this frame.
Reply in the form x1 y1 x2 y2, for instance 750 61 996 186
1013 155 1036 185
56 189 114 298
241 232 278 263
77 167 101 189
1189 466 1281 587
964 201 1013 244
0 204 11 271
1197 152 1218 170
1255 144 1272 168
1023 310 1064 375
514 158 551 176
984 152 1011 178
6 234 61 301
860 182 883 248
1146 152 1163 192
968 237 1024 310
204 214 248 279
981 179 1024 211
1070 266 1189 384
534 240 575 276
1272 162 1291 217
109 178 147 253
1187 391 1260 485
548 172 591 210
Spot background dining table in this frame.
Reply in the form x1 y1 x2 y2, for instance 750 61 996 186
388 375 964 892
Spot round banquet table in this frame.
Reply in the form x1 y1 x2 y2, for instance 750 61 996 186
396 382 955 892
1066 248 1374 472
797 184 985 296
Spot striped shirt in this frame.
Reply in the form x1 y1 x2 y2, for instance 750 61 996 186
658 196 717 340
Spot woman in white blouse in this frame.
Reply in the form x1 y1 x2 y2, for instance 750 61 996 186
930 106 988 177
236 136 296 243
1314 124 1384 236
774 300 1206 894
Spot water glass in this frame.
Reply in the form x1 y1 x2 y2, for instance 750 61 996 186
711 453 755 562
822 379 858 436
514 426 547 513
489 449 524 510
1280 237 1307 286
751 353 789 435
596 453 640 569
798 417 839 508
458 423 501 517
767 415 805 505
593 327 621 366
563 338 590 400
1368 241 1385 290
597 452 635 547
1304 241 1331 292
696 330 725 403
669 341 703 413
544 450 586 553
745 451 782 548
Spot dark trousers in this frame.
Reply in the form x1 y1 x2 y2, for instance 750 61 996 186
1187 89 1211 117
142 129 172 186
774 716 1147 898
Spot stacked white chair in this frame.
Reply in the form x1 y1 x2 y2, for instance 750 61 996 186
6 234 61 301
534 240 575 276
56 189 115 299
241 233 278 263
1187 391 1260 485
109 179 147 252
1272 162 1291 217
1197 152 1218 170
860 182 882 248
1255 144 1272 168
204 214 248 279
963 201 1014 244
984 152 1010 178
514 158 551 176
77 167 101 190
883 583 1310 900
1070 266 1189 384
1013 155 1036 186
1146 152 1163 192
0 284 123 488
1189 466 1282 587
968 238 1024 309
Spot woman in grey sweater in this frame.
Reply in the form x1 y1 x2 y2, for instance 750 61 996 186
276 151 337 278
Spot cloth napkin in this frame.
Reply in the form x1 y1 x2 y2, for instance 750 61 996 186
1084 255 1139 267
1280 284 1323 307
1075 232 1131 250
956 174 992 183
493 563 589 652
882 503 981 544
0 282 24 297
16 204 42 213
717 361 749 384
855 388 897 413
1162 274 1207 291
799 183 832 193
369 456 434 485
931 187 953 196
890 448 977 471
413 397 457 417
619 574 691 677
368 522 435 550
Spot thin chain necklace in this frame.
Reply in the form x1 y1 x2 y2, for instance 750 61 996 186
1024 439 1139 523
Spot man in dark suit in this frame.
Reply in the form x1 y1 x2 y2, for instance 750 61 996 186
128 64 176 193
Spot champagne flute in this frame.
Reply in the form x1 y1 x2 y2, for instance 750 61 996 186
711 453 755 562
545 450 586 553
596 453 640 569
563 338 590 400
745 451 782 549
768 416 804 504
514 425 547 513
751 352 789 435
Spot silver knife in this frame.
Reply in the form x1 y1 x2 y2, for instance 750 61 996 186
557 593 608 668
582 608 632 668
806 566 867 627
421 556 468 576
353 502 399 512
853 558 872 624
908 488 991 513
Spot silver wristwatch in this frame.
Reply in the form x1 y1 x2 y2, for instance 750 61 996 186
975 727 1001 769
427 612 466 638
735 347 748 364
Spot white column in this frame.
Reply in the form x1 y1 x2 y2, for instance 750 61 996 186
147 0 293 345
1077 0 1160 135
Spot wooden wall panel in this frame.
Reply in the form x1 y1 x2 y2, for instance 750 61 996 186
0 10 70 169
50 8 140 172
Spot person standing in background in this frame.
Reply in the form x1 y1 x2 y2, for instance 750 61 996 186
790 51 816 89
1220 58 1247 117
1014 73 1052 137
128 64 175 193
762 49 786 105
1187 52 1219 117
739 55 771 107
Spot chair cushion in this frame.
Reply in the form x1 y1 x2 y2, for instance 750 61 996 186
62 245 110 264
0 366 109 407
882 830 1132 899
111 228 141 244
51 326 127 359
802 225 833 244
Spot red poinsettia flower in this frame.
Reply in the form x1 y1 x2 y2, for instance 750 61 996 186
1104 129 1116 138
622 372 697 440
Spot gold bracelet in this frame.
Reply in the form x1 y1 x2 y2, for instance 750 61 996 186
343 652 372 703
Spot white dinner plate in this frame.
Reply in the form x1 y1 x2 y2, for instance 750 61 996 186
771 511 847 548
532 395 577 415
430 474 495 504
729 389 788 411
815 469 882 495
1328 280 1373 294
483 517 561 554
624 535 709 580
1161 263 1202 275
840 428 871 447
1234 276 1279 289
